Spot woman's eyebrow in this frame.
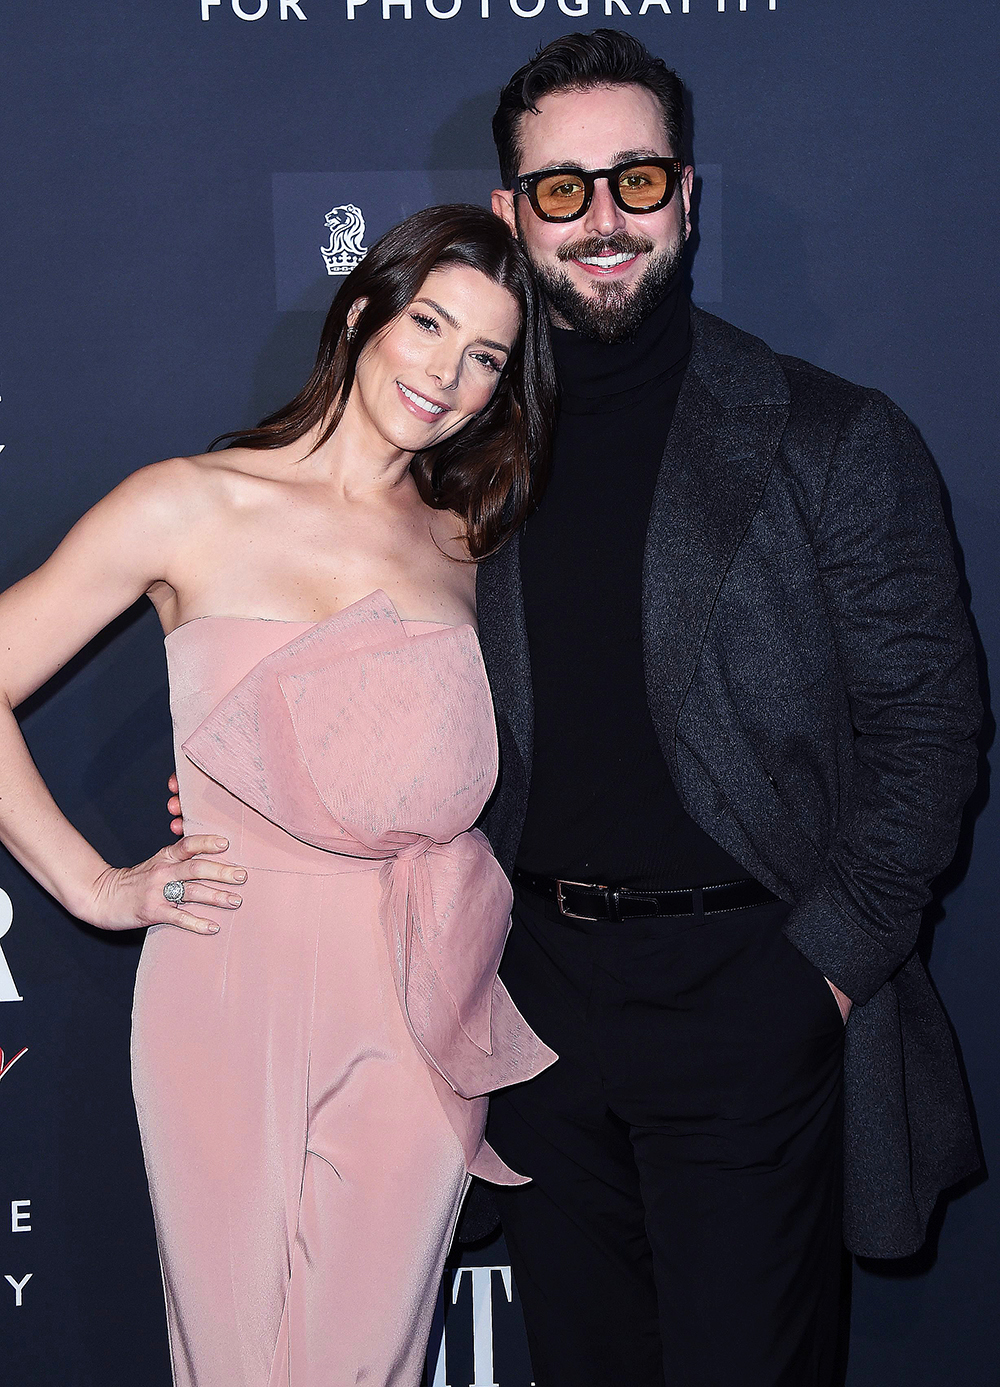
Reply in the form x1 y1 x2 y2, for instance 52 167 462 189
415 297 460 329
476 336 512 354
414 298 511 355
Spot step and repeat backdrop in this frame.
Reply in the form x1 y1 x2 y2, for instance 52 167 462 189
2 2 998 1383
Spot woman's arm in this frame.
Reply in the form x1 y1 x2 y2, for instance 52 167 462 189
0 460 245 935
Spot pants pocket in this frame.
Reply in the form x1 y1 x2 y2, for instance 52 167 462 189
780 933 847 1031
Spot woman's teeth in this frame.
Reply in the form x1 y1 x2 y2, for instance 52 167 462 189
399 382 445 414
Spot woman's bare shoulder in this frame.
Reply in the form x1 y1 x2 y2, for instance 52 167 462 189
109 448 282 528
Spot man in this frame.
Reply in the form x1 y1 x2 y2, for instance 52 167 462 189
474 28 981 1387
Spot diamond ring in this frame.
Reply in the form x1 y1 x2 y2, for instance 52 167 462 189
163 880 186 905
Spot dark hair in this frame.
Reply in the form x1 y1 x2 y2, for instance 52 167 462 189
493 29 686 189
216 204 555 560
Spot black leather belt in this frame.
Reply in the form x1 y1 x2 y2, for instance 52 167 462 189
513 869 779 922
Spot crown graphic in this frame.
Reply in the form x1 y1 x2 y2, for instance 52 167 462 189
320 203 369 277
321 245 365 276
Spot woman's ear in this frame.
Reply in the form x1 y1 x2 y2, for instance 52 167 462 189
347 297 368 330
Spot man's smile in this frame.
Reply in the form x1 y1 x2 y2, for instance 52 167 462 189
572 250 641 276
556 233 654 286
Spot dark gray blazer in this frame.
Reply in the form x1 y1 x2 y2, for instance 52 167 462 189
476 307 981 1258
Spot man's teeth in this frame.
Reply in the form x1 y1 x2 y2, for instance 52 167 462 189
577 252 637 268
399 382 445 414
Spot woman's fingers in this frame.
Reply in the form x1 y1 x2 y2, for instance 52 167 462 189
184 858 247 886
166 881 242 910
166 834 230 862
153 837 246 928
165 909 222 936
166 773 184 835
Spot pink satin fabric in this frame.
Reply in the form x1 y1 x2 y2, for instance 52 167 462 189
131 592 555 1386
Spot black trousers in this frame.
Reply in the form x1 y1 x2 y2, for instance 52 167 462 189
488 888 845 1387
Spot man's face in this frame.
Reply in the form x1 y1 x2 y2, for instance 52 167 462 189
492 84 693 343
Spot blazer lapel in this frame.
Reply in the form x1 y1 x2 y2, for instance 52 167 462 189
476 531 533 779
643 310 791 771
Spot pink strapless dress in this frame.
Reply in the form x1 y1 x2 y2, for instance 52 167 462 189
130 591 555 1387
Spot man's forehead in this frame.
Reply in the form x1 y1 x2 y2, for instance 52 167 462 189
515 86 674 171
527 147 665 174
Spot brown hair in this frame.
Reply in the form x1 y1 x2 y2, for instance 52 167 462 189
215 203 555 559
493 30 686 188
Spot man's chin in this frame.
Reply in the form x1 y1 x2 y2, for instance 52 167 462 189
536 250 684 345
538 274 653 345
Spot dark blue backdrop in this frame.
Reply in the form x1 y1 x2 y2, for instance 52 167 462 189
1 3 997 1383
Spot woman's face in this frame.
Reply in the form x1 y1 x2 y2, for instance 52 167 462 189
347 264 522 455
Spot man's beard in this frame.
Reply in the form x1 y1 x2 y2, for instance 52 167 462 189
529 226 686 345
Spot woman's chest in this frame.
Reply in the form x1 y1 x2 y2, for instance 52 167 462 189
198 500 477 626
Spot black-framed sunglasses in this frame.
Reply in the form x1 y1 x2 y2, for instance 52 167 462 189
513 158 684 223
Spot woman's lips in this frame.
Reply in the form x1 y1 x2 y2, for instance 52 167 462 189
397 380 450 421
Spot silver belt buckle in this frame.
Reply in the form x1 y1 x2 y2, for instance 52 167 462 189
555 878 608 921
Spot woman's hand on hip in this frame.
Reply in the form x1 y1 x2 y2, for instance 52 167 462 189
86 835 247 935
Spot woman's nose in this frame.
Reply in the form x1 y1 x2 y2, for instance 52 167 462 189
427 352 461 390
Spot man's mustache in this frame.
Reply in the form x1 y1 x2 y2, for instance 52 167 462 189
556 233 655 263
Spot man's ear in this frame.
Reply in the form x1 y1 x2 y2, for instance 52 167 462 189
680 166 695 240
492 189 518 236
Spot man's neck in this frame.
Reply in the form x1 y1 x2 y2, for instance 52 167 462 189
548 276 691 403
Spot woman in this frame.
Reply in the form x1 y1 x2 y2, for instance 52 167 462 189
0 204 557 1385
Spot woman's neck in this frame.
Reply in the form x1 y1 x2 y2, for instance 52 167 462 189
292 407 417 501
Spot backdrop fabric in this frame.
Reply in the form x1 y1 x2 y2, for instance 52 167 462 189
1 3 997 1384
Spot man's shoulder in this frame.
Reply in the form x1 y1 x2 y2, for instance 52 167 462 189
690 307 880 419
690 308 924 479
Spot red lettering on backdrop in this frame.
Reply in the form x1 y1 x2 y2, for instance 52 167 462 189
0 1045 27 1082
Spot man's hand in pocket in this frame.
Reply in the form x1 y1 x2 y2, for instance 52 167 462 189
825 978 852 1024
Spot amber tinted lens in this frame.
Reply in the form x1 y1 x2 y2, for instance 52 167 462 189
616 162 671 210
534 171 588 219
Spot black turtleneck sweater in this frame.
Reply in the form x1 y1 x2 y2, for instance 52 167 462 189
516 280 750 889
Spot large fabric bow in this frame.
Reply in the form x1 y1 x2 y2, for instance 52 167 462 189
182 592 556 1100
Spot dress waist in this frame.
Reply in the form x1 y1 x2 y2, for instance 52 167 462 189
183 805 387 878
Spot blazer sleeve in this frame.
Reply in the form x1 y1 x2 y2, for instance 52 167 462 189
781 390 981 1005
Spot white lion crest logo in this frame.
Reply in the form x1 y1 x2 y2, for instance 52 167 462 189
321 203 368 276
